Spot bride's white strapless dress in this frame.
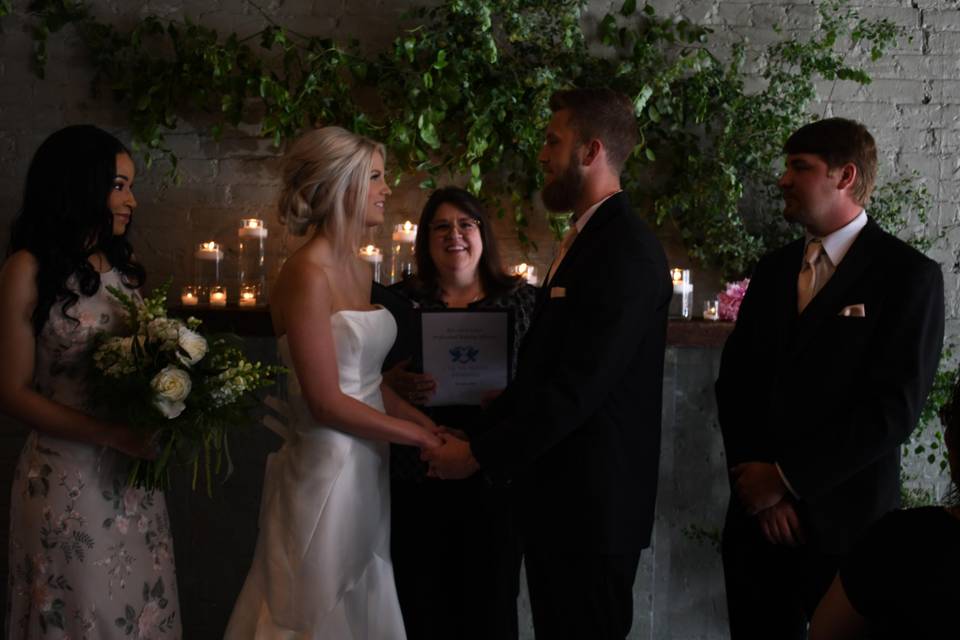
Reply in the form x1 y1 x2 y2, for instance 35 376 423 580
225 308 406 639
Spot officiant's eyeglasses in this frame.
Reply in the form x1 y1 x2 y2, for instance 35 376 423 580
428 218 481 236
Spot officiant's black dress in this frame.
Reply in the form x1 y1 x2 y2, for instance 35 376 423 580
374 281 536 640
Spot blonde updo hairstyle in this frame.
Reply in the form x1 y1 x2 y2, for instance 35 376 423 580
278 126 385 256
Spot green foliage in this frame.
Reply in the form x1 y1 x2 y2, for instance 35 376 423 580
23 0 926 271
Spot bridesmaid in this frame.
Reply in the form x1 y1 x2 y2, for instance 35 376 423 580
1 125 181 639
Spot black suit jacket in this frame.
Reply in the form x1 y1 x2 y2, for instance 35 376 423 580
471 192 671 554
716 218 944 553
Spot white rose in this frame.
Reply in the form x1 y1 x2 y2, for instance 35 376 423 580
176 328 208 366
150 365 191 419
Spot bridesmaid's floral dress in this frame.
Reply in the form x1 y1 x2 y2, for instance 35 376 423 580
5 270 181 639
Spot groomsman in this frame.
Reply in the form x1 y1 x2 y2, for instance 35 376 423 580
716 117 944 638
423 87 671 638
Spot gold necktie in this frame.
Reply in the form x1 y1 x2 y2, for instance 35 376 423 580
797 239 825 312
546 226 578 285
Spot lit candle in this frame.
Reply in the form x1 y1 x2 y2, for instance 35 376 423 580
513 263 539 286
180 286 198 307
704 300 720 321
392 221 418 244
196 241 224 261
671 268 692 294
209 286 227 307
358 244 383 264
239 286 257 307
238 218 268 239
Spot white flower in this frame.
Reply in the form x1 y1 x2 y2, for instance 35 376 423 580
146 318 182 349
150 365 192 419
176 328 208 366
93 336 137 377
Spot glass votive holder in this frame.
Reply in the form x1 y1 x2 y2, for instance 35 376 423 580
239 285 258 307
180 285 199 307
209 285 227 307
704 299 720 321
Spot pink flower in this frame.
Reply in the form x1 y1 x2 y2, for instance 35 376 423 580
31 581 51 610
115 515 129 535
718 278 750 321
137 600 163 638
122 488 142 516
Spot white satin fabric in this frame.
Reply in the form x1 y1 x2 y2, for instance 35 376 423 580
225 308 406 639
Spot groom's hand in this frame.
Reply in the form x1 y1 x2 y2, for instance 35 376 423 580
731 462 787 515
421 435 479 479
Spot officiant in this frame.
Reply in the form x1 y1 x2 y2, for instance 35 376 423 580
375 186 536 640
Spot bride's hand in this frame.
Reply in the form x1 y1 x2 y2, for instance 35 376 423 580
419 426 444 450
110 426 161 460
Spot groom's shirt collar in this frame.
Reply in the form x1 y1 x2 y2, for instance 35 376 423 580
572 190 622 233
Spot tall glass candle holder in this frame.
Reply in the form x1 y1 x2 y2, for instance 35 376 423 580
390 221 417 284
670 268 693 320
512 263 539 286
238 218 268 302
359 244 384 283
194 241 223 302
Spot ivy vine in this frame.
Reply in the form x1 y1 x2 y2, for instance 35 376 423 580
22 0 932 274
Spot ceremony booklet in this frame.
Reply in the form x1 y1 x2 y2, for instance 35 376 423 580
417 308 513 407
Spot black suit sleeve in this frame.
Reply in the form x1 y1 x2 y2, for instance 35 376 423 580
778 259 944 498
470 231 669 476
715 255 774 467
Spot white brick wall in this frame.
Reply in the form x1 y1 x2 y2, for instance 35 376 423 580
0 0 957 335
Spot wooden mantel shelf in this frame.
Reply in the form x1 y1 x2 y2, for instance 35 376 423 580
170 306 735 348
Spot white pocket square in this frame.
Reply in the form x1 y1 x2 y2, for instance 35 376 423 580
549 286 566 299
838 304 866 317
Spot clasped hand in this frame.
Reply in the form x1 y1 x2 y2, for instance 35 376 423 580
731 462 805 547
420 427 479 480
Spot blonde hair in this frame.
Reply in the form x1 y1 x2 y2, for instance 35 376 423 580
278 126 385 256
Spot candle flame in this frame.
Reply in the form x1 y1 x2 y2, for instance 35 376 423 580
242 218 263 228
518 263 528 273
202 241 218 251
403 221 413 231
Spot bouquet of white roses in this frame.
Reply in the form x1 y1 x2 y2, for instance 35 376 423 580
91 281 284 493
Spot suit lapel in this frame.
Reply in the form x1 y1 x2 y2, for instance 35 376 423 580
526 193 626 333
789 219 879 355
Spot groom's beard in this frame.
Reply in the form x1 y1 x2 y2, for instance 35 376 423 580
541 153 584 213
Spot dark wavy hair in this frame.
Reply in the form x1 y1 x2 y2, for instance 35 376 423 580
8 125 146 335
411 186 521 300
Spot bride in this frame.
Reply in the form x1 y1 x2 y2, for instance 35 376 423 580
225 127 442 639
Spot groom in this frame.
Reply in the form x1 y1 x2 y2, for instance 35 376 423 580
424 87 671 638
